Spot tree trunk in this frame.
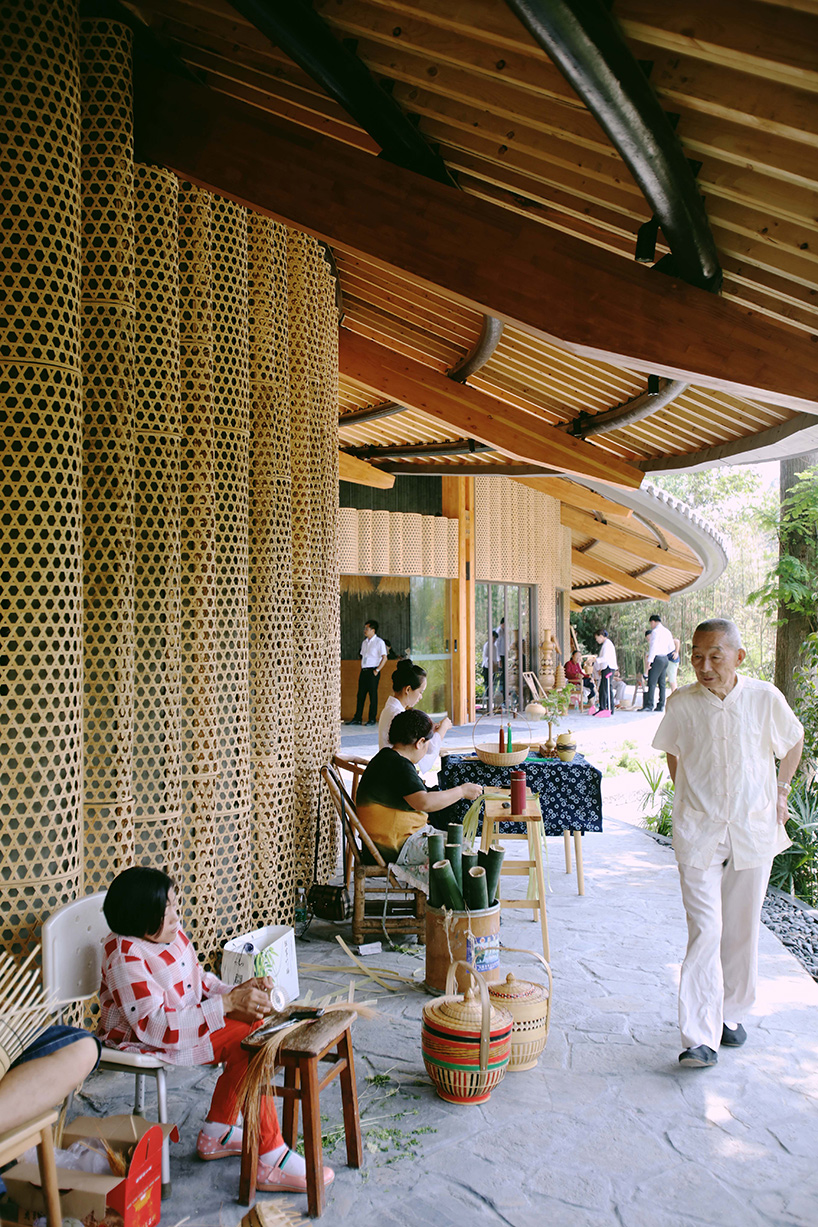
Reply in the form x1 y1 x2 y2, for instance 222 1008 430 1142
774 451 818 706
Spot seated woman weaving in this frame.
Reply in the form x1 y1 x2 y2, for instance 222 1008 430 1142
98 866 333 1195
356 710 482 885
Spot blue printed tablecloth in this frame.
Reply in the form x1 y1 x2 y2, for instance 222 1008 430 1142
437 752 603 836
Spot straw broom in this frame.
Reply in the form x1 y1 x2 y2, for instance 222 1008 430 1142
0 949 55 1079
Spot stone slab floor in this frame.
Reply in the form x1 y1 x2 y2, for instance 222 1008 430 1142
73 815 818 1227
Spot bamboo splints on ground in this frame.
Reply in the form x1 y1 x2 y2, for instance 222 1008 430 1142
0 948 54 1076
241 1199 309 1227
429 823 505 911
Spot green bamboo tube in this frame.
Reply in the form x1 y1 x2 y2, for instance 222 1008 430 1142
465 866 489 911
427 832 446 869
484 845 505 906
445 842 463 895
431 859 464 911
428 857 443 909
461 849 478 880
447 823 464 847
477 848 490 871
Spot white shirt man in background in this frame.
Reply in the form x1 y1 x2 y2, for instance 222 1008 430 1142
348 619 387 725
653 618 803 1068
642 613 677 713
591 629 617 717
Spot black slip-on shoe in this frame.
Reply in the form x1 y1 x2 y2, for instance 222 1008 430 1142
721 1023 747 1047
678 1045 718 1068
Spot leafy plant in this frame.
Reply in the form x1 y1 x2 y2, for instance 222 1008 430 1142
609 739 641 773
748 466 818 624
770 779 818 906
637 760 674 838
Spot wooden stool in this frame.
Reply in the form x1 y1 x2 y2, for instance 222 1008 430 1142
240 1010 362 1219
482 791 550 960
0 1110 62 1227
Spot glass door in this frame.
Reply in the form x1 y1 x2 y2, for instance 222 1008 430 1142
409 577 451 716
475 582 535 715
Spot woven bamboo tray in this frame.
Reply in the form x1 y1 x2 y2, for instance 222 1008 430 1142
473 714 532 767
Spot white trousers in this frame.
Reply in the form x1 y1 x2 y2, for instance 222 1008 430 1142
677 835 772 1051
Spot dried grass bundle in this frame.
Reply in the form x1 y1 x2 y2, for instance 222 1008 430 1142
237 1003 379 1141
375 576 410 597
0 949 55 1078
340 575 376 599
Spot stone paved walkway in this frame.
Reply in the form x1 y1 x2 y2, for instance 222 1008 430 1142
73 810 818 1227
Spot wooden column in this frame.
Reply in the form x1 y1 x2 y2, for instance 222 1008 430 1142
443 477 476 727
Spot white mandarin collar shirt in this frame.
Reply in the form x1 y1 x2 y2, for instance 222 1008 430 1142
647 624 676 662
377 693 441 774
595 638 617 671
360 635 387 668
653 675 803 870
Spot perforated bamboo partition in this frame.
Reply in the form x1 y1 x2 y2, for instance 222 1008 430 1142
248 215 296 921
80 20 137 892
0 6 341 969
0 0 84 958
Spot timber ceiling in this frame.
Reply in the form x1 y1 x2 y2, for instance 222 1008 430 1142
120 0 817 602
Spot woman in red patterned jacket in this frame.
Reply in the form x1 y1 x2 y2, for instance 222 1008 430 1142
98 866 333 1195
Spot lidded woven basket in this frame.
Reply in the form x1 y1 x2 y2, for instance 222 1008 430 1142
422 960 512 1104
488 949 553 1072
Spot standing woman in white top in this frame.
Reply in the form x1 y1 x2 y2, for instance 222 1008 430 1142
592 628 618 718
378 659 452 774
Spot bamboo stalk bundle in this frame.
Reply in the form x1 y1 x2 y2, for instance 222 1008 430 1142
464 867 489 911
447 823 463 847
427 833 446 868
0 950 55 1078
484 846 506 907
445 843 463 895
461 850 478 879
430 860 464 911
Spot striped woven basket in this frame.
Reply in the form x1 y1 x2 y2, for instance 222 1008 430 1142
422 960 512 1105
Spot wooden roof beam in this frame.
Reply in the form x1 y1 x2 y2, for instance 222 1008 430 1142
338 451 395 489
561 504 702 573
339 331 643 488
571 548 669 601
134 66 818 413
512 476 633 520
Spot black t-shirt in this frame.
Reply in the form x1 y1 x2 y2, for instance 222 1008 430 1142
356 747 427 856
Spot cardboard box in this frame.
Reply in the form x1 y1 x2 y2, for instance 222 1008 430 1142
1 1115 178 1227
222 924 299 1002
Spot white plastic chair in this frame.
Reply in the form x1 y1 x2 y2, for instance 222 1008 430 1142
41 892 172 1195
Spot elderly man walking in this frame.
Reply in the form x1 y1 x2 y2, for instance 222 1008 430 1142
652 618 803 1068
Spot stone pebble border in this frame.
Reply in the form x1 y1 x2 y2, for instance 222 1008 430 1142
642 827 818 983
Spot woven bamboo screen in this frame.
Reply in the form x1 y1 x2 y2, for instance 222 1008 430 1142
0 0 84 958
1 6 341 969
474 476 569 662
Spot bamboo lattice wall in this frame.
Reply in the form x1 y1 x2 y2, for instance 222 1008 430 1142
0 3 340 969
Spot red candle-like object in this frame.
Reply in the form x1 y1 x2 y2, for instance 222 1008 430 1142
510 770 526 816
499 724 505 754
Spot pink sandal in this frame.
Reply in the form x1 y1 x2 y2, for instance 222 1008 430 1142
197 1127 243 1160
256 1149 335 1194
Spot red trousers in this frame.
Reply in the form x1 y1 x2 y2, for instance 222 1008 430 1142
206 1018 284 1153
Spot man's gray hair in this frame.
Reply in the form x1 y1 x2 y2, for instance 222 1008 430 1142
693 618 742 649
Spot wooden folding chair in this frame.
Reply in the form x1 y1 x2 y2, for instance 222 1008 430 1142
321 763 425 946
332 754 369 887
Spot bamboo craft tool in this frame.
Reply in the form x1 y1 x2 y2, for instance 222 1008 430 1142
482 791 550 960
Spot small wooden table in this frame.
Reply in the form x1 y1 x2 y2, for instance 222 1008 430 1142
482 791 549 960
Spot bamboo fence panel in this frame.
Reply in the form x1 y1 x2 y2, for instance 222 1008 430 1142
80 20 137 891
0 0 85 958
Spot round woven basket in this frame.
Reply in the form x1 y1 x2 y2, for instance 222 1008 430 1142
488 948 553 1072
422 961 512 1104
473 714 532 767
